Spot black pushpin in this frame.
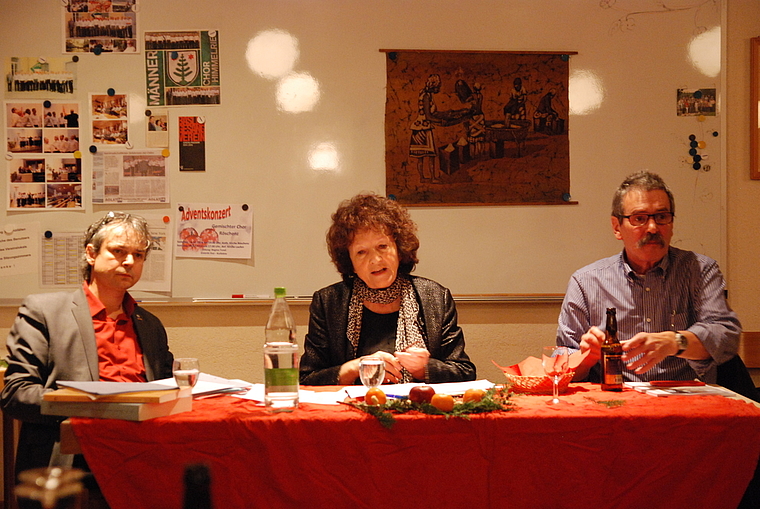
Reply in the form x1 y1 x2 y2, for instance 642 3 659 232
43 100 52 109
561 54 570 61
712 131 719 137
93 44 103 55
72 56 79 63
690 140 698 148
693 154 702 163
689 134 696 141
693 162 701 170
89 145 97 153
107 88 115 96
562 193 571 202
689 148 697 156
693 90 703 99
44 231 53 239
242 204 249 211
388 194 397 201
388 52 397 62
178 205 184 212
145 110 152 117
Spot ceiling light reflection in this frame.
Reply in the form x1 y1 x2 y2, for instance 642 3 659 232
569 69 605 115
688 26 720 78
276 72 321 113
245 29 299 80
308 142 340 171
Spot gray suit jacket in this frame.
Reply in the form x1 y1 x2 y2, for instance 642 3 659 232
1 287 173 473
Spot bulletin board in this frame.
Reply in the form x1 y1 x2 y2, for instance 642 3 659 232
0 0 726 301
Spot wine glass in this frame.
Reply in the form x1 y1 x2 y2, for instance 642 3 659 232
359 356 385 389
542 346 570 405
173 358 200 388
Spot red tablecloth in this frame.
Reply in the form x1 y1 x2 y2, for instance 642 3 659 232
70 384 760 509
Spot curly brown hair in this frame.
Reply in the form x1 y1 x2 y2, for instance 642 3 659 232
327 193 419 279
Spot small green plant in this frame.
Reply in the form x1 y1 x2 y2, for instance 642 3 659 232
347 387 515 429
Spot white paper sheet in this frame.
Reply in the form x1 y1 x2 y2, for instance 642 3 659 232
152 372 251 397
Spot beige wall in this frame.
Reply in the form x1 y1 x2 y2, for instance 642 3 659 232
0 300 561 384
727 1 760 331
3 0 760 380
0 0 759 394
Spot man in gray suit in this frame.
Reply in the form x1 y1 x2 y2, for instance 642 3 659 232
1 212 174 477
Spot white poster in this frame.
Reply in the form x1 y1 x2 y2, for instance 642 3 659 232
131 215 172 293
176 203 252 259
0 222 39 277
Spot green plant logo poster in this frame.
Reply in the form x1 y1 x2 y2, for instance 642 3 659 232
145 30 221 106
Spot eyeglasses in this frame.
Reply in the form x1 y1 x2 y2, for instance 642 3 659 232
620 212 674 227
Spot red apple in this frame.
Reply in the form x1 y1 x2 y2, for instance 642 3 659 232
409 385 436 404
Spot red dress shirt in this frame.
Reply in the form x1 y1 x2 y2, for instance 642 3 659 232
83 282 147 382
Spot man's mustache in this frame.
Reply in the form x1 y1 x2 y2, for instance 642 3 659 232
638 232 665 248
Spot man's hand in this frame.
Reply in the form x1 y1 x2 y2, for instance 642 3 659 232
571 326 604 381
622 330 707 373
622 332 680 374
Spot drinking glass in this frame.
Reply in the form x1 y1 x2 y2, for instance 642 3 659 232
173 358 200 388
359 357 385 389
542 346 570 405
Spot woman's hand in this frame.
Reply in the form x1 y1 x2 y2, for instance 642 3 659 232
394 347 430 381
338 351 403 385
372 351 403 384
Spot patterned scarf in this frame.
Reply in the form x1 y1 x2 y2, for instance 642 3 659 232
347 275 425 383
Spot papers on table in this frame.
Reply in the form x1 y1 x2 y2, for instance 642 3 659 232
232 379 496 406
232 385 347 405
152 373 252 397
624 381 736 397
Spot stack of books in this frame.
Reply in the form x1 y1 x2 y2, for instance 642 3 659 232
42 381 192 421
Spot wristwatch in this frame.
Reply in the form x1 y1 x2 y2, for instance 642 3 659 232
674 332 688 356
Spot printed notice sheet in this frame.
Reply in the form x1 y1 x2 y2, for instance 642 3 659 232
92 150 169 204
41 231 81 287
0 222 39 277
131 215 172 293
176 203 252 259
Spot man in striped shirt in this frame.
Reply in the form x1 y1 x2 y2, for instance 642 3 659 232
557 170 741 383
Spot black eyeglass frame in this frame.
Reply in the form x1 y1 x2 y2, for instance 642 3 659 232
619 212 675 227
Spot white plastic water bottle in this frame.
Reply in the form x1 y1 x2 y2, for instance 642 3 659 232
264 287 299 409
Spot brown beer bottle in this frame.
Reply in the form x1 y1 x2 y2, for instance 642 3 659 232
601 307 623 391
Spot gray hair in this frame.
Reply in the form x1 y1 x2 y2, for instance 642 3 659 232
612 170 675 218
81 212 152 281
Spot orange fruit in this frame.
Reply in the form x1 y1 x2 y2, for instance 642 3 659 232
430 393 454 412
462 388 486 403
365 388 387 406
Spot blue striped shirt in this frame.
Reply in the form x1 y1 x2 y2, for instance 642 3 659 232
556 247 741 383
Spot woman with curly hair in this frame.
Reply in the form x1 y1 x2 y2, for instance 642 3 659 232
300 193 476 386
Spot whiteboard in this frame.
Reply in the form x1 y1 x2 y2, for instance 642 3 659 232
0 0 725 300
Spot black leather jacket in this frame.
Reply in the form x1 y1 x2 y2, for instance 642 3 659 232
300 276 476 385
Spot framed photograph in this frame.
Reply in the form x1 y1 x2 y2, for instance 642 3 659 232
751 37 760 180
383 49 575 206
